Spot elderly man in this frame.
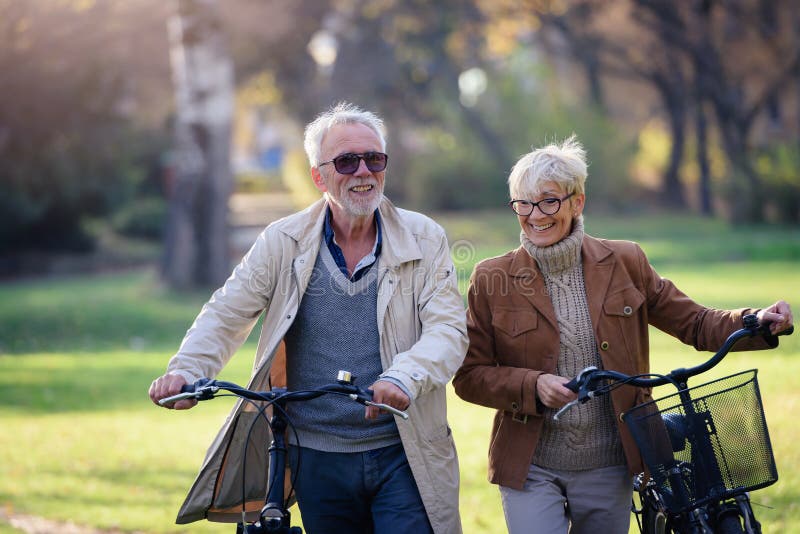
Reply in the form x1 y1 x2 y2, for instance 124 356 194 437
149 102 467 533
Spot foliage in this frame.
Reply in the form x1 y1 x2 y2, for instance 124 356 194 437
0 117 156 253
0 0 172 255
405 55 636 211
404 110 504 211
514 0 800 222
4 0 797 268
111 197 168 240
282 148 322 207
756 143 800 224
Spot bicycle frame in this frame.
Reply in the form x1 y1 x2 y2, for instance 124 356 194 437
244 387 297 534
159 371 409 534
559 315 792 534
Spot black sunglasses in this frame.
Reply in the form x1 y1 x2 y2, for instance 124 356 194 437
319 152 388 174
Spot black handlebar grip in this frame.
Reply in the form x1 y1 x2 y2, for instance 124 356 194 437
564 376 580 393
180 378 212 393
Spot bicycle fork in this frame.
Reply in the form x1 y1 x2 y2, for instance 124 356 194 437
237 397 300 534
729 493 761 534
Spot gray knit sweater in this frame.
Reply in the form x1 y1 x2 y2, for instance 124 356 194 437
523 217 626 470
283 243 400 453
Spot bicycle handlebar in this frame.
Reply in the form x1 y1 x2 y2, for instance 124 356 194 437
158 372 410 420
553 315 793 421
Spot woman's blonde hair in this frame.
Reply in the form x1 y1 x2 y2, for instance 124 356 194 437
508 135 587 199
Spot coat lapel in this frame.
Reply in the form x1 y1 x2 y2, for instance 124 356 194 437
582 236 615 335
507 247 558 330
374 197 423 334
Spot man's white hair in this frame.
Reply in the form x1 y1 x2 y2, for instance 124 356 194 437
303 102 387 167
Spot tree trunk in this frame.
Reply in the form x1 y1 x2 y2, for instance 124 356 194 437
652 65 687 210
662 95 687 209
694 98 713 216
714 111 764 223
162 0 234 289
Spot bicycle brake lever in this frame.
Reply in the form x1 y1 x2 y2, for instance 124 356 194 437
553 398 579 421
553 386 600 421
355 397 410 420
158 385 218 406
158 391 196 406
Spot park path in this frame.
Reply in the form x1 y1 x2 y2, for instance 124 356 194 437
0 509 147 534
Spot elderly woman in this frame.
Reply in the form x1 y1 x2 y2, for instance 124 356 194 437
452 136 793 533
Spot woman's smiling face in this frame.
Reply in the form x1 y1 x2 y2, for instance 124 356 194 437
516 181 585 247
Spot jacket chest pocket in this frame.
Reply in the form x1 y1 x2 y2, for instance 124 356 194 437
603 286 645 318
491 307 538 366
601 286 646 370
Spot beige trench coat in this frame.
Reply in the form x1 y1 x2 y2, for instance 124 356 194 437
165 197 467 533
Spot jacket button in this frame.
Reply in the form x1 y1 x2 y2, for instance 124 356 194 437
600 341 609 350
411 372 423 380
623 306 633 316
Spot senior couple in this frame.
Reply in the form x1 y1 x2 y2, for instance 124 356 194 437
150 103 793 534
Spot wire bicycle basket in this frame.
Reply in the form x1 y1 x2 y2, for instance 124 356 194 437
622 369 778 514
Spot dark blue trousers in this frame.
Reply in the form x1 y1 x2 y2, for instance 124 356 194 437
287 443 433 534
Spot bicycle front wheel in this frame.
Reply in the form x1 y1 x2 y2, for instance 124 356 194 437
641 506 669 534
715 512 745 534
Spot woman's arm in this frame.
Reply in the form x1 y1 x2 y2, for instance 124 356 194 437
453 264 545 417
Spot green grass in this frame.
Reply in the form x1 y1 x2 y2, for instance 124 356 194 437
0 212 798 533
0 270 210 354
0 348 256 533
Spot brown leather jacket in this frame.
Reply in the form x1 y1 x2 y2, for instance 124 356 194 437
453 235 770 489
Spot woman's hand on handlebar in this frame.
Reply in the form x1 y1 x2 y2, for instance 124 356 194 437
367 380 410 420
757 300 794 336
149 372 198 410
536 373 578 409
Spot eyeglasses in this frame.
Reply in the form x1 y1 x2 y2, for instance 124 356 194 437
319 152 388 174
509 192 574 216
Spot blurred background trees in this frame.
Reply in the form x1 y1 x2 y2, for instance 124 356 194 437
0 0 173 265
1 0 797 287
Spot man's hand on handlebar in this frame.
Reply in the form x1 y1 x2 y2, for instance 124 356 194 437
149 372 197 410
757 300 794 336
367 380 410 420
536 373 578 409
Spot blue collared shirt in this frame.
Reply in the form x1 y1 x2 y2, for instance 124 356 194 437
323 207 383 281
321 207 408 398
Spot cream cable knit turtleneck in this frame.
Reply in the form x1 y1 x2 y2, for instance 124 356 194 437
522 216 626 470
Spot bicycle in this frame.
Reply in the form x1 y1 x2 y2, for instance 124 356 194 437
159 370 409 534
554 314 793 534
